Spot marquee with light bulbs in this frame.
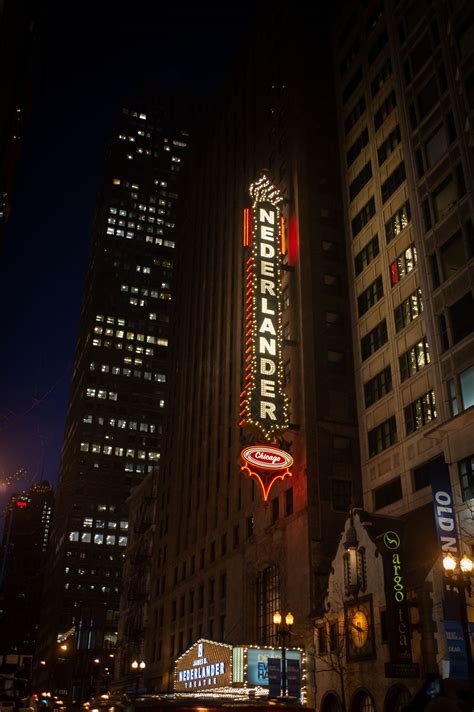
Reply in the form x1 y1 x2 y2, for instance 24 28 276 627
240 172 292 502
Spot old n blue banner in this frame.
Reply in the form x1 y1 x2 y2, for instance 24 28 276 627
430 460 469 680
267 658 280 698
286 658 301 698
430 459 460 556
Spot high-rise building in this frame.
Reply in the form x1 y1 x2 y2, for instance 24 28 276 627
311 1 474 709
333 0 473 530
0 481 53 658
36 101 191 703
134 14 361 698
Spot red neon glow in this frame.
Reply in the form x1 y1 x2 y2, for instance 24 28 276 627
243 208 251 246
390 262 398 285
16 501 27 508
288 213 299 266
241 445 293 470
280 215 286 254
241 463 292 502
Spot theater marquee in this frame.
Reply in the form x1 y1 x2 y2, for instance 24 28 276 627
240 172 292 502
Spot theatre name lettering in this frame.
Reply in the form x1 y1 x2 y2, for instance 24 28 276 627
174 640 232 691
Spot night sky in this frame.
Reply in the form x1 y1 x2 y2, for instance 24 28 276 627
0 4 253 507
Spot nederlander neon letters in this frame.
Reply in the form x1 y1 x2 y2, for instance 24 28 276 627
242 172 289 440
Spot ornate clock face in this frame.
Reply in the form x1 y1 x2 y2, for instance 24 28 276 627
350 610 369 648
345 598 374 659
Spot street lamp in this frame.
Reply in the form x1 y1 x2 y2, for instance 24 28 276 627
273 611 294 697
442 552 473 680
131 660 146 698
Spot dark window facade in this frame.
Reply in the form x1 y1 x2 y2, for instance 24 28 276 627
349 161 372 201
405 390 437 434
459 455 474 502
374 477 402 509
394 288 423 332
381 161 406 203
377 125 401 166
371 57 392 98
342 66 363 105
352 197 376 238
399 337 430 382
345 95 366 135
449 292 474 345
374 90 396 130
361 319 388 361
358 276 384 316
355 235 379 275
385 200 411 243
364 366 392 407
347 127 369 167
368 416 397 457
256 565 280 645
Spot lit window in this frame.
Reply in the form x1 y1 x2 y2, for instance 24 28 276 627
103 445 112 455
113 179 120 185
157 338 169 346
80 442 89 452
118 536 128 546
106 535 116 545
149 313 157 320
124 462 134 472
138 450 146 460
86 388 96 398
109 392 118 401
82 533 91 543
69 531 79 542
92 444 101 454
120 520 128 529
92 339 101 347
115 447 124 456
129 421 137 430
149 452 160 460
94 534 104 545
126 448 135 457
83 414 92 424
98 390 106 399
84 518 93 528
100 364 109 373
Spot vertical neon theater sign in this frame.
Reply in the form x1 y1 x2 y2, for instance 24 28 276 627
240 171 293 502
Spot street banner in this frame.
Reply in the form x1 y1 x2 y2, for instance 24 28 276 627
267 657 280 698
286 658 301 698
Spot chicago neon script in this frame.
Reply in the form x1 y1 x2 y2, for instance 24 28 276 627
254 451 284 465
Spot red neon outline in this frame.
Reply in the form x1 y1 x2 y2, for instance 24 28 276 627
241 464 292 502
280 215 286 254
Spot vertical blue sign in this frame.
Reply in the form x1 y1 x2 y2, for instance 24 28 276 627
286 658 301 699
267 658 281 698
430 459 460 556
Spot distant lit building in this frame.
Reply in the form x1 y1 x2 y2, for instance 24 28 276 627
36 101 191 703
0 481 53 657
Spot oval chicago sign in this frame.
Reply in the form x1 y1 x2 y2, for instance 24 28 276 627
241 445 293 471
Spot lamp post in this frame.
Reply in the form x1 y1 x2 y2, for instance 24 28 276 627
442 552 473 681
130 660 145 698
273 611 294 697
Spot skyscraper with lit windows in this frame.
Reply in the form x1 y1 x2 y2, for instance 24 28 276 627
36 100 190 703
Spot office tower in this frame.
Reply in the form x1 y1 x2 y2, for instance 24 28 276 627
0 481 53 658
36 102 190 703
310 2 474 710
333 0 473 537
0 0 41 242
136 14 362 697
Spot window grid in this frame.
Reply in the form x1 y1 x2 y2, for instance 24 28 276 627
405 390 437 434
256 565 280 645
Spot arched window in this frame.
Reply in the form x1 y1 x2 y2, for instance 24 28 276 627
321 692 342 712
384 685 411 712
351 690 376 712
